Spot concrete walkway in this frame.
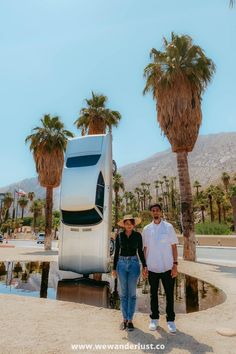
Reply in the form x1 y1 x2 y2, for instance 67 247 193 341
0 247 235 354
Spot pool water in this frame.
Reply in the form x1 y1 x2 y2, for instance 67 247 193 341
0 261 225 314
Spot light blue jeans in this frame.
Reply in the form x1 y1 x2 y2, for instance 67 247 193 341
117 256 140 321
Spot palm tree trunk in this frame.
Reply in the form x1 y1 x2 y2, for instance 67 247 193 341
21 208 24 219
223 207 226 223
40 262 50 298
217 202 222 223
33 214 36 233
208 196 214 222
201 208 205 223
230 196 236 232
176 152 196 261
45 187 53 250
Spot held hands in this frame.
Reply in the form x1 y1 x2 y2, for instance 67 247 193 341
112 270 117 278
142 267 148 280
171 264 178 278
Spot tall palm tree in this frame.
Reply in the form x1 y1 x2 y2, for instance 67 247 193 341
18 196 29 219
123 191 129 213
144 33 215 261
154 180 160 203
113 173 125 226
221 172 230 193
74 92 121 135
195 191 208 224
206 185 215 222
134 187 141 211
222 196 231 224
229 185 236 232
25 115 74 249
29 199 44 232
3 193 13 221
28 192 35 202
214 186 224 224
193 181 201 197
140 182 148 210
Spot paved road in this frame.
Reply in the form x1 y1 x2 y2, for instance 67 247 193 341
2 240 236 266
2 239 59 250
178 245 236 266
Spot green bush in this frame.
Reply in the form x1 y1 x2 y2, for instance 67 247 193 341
195 222 232 235
23 217 33 226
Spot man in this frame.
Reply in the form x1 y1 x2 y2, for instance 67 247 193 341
142 203 178 334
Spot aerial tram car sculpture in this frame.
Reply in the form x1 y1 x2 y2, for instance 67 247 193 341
58 133 114 275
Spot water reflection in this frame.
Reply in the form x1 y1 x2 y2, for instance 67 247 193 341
57 279 111 307
0 261 225 314
40 262 50 298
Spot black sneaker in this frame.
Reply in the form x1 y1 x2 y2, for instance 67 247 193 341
120 321 127 330
127 322 134 331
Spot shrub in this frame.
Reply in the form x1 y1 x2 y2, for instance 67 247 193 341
23 217 33 226
195 222 231 235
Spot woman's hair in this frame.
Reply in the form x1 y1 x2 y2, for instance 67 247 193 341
124 219 135 226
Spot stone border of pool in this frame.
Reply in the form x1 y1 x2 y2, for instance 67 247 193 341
0 247 235 354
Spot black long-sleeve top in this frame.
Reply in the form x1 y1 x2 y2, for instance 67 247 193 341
113 230 147 270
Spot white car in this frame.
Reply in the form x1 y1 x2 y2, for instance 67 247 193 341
59 133 113 275
37 233 45 244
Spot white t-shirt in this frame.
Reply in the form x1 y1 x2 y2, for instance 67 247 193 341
142 220 178 273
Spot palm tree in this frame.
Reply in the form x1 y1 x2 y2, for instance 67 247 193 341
206 185 215 222
154 180 160 203
193 181 201 197
74 92 121 135
214 186 224 224
123 191 130 213
134 187 141 211
144 33 215 261
113 173 125 226
3 193 13 221
25 114 74 249
221 172 230 193
229 185 236 232
28 192 35 202
195 191 208 224
159 180 165 208
30 199 44 233
140 182 148 210
222 196 231 224
18 196 29 219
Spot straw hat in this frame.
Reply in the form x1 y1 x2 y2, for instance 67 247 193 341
117 214 142 227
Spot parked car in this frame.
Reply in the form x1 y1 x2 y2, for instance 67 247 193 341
0 234 4 243
37 233 45 244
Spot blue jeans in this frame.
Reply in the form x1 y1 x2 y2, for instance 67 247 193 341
117 256 140 321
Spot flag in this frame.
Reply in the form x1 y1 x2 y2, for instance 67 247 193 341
15 189 26 196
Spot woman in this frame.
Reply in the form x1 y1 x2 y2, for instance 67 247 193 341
112 215 147 331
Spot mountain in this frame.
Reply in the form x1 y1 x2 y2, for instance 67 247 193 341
0 177 61 211
119 132 236 193
0 132 236 208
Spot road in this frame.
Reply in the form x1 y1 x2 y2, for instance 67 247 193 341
2 240 236 266
178 245 236 266
2 239 59 250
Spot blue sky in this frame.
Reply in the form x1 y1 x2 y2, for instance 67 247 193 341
0 0 235 186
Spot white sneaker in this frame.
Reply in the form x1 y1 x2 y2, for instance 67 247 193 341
149 319 159 331
167 321 176 334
